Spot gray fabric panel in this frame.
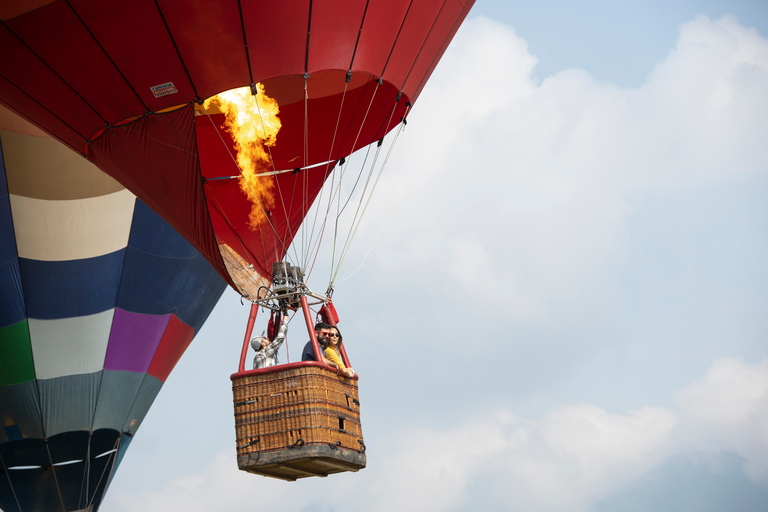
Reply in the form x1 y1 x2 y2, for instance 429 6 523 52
122 375 163 435
0 381 43 442
37 372 102 437
92 371 145 431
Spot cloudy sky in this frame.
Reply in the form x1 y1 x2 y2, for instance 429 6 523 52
103 1 768 510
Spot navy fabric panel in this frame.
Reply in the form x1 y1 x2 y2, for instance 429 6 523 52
115 245 194 315
92 371 145 431
0 135 7 195
0 438 47 467
38 372 101 437
47 430 89 464
0 381 43 442
0 164 18 265
0 431 121 512
84 449 115 511
0 158 25 328
50 460 91 511
0 258 25 329
19 250 125 319
128 200 198 259
174 255 227 331
122 375 163 435
0 465 60 512
91 429 121 457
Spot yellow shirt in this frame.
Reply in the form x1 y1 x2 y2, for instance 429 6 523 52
324 346 345 370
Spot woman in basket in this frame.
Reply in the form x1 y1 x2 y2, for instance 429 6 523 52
324 326 355 378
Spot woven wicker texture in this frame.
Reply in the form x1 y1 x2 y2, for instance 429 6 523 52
232 365 365 479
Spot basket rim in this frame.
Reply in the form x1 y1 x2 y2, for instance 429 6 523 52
230 360 359 381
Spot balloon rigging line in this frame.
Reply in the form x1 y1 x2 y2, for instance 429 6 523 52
331 107 408 286
318 79 352 276
87 438 121 510
251 89 301 267
201 105 293 292
299 77 344 274
201 105 289 259
335 118 408 284
0 452 23 512
330 144 385 285
328 143 375 284
307 80 381 284
301 77 310 270
299 81 336 279
44 441 67 512
204 181 271 299
329 99 402 285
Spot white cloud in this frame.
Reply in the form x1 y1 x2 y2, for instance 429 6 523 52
677 357 768 481
106 359 768 512
359 14 768 326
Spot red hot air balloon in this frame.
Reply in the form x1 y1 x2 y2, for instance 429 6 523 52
0 0 475 483
0 0 475 294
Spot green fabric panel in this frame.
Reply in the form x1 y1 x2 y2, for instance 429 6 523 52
0 319 35 386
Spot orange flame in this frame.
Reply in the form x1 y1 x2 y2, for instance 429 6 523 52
204 84 281 230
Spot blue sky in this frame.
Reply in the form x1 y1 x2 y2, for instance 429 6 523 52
103 2 768 510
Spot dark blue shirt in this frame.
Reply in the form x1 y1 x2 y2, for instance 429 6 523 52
301 340 326 361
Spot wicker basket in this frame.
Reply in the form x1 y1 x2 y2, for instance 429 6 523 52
231 363 366 480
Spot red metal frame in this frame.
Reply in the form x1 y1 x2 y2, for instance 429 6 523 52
234 296 356 378
238 302 259 373
300 296 325 363
322 302 351 368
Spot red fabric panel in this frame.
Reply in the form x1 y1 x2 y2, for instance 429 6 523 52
70 0 196 111
197 112 329 272
87 105 232 288
6 1 145 126
156 0 251 101
0 19 102 140
403 0 475 104
307 0 368 72
147 314 194 382
0 87 85 155
241 0 310 80
212 73 407 170
381 0 445 93
353 0 412 77
202 167 328 275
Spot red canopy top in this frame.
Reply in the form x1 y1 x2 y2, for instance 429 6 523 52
0 0 474 290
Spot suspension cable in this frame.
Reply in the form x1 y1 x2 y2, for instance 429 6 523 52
85 435 122 510
335 123 408 284
330 110 409 286
44 441 67 512
251 87 301 266
0 452 23 512
327 99 404 284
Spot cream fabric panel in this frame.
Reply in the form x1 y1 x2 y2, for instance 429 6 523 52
0 128 123 200
10 189 136 261
28 310 114 379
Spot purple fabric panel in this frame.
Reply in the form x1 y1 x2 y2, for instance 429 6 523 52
104 309 171 372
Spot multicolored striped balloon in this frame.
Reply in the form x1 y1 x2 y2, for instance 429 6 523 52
0 107 226 512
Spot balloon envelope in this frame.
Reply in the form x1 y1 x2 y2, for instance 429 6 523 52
0 0 475 294
0 107 227 512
